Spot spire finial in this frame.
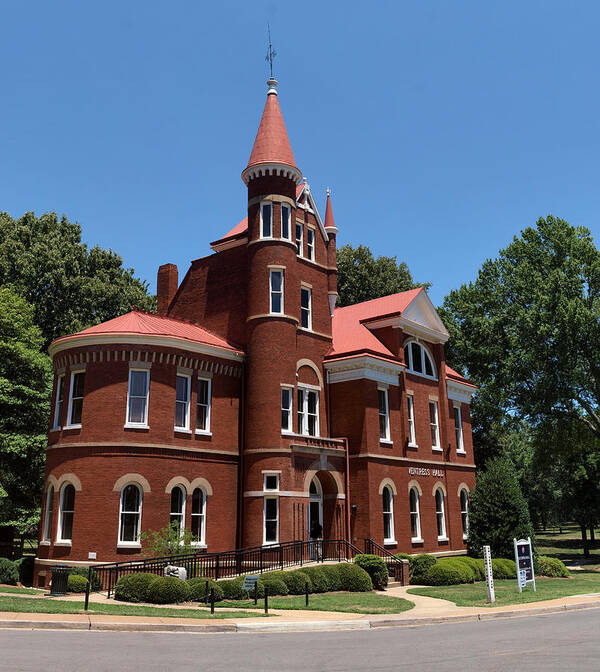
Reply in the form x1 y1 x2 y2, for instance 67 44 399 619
326 187 331 197
266 23 277 79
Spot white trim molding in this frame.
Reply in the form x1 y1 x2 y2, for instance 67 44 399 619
242 162 303 187
447 379 476 404
325 355 403 386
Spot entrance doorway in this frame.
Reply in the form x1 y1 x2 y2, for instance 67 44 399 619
309 476 323 559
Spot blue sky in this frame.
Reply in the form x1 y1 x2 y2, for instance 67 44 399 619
2 1 599 306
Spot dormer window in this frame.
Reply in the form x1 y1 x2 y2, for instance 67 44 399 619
403 340 437 379
261 202 273 238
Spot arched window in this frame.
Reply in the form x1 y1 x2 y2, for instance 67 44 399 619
57 484 75 542
403 341 436 379
435 488 446 539
409 487 421 541
170 486 186 536
382 486 395 542
460 489 469 539
43 486 54 542
119 484 142 545
191 488 206 545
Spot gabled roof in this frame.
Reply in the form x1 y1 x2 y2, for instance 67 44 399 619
49 309 244 359
445 365 476 388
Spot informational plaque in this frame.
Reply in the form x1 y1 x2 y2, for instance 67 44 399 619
514 537 536 592
483 545 495 603
242 574 259 591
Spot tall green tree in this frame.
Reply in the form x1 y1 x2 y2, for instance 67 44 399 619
0 287 52 534
0 211 155 348
336 244 428 307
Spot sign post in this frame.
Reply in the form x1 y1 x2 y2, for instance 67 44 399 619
514 537 536 592
483 545 495 603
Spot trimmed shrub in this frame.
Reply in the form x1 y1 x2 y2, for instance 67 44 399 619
535 556 569 578
453 556 485 581
146 576 191 604
67 574 89 593
0 558 18 585
70 566 102 592
259 576 288 596
410 554 436 584
15 556 35 586
300 566 330 593
337 563 373 592
218 576 265 601
114 572 159 603
187 577 224 602
421 563 466 586
436 558 475 583
319 565 342 592
280 570 312 595
353 554 388 590
491 558 517 579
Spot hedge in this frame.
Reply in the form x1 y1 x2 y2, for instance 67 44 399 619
70 566 102 592
299 566 330 593
319 564 342 592
259 575 289 596
337 563 373 592
67 574 89 593
491 558 517 579
421 563 468 586
435 558 475 583
536 556 569 578
146 576 190 604
452 556 485 581
410 554 436 584
219 576 265 600
276 570 312 595
0 558 18 585
114 572 159 603
187 577 224 602
353 554 388 590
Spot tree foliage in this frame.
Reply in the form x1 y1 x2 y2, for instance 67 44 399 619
468 456 535 559
0 211 155 348
0 287 52 533
336 244 428 307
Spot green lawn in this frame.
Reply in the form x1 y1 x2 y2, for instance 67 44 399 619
0 596 268 619
0 586 44 595
220 592 414 614
408 570 600 608
537 523 600 564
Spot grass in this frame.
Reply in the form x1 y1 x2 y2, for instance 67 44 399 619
0 586 44 595
0 596 268 619
408 570 600 608
219 591 414 614
536 523 600 564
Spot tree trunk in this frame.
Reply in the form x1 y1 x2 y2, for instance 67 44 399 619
581 524 590 557
590 527 595 543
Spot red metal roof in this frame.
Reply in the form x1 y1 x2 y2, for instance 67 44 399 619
51 310 243 354
324 192 336 229
247 91 296 169
445 365 476 387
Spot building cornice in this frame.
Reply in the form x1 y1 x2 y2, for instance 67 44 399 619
324 355 404 386
446 379 476 404
242 162 303 186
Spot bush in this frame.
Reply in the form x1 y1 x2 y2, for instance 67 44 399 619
535 556 570 578
337 563 373 592
259 576 288 596
437 558 475 583
67 574 89 593
319 565 342 592
187 577 224 602
69 566 102 592
453 556 485 581
218 576 265 601
353 554 388 590
422 564 466 586
146 576 191 604
491 558 517 579
0 558 18 585
300 566 330 593
114 572 159 603
279 570 312 595
410 554 436 584
15 556 35 586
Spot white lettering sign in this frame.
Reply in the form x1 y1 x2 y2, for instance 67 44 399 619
408 467 445 478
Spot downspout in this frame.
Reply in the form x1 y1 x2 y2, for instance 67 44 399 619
236 362 246 550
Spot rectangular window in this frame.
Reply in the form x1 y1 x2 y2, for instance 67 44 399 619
53 375 65 429
126 369 149 426
281 204 291 240
264 473 280 491
261 202 272 237
196 377 212 433
264 496 279 544
175 374 191 430
281 387 293 433
270 269 284 314
298 387 319 437
378 388 390 441
454 405 464 452
307 228 315 261
407 395 416 445
67 371 85 427
300 287 312 330
429 401 440 449
296 222 303 256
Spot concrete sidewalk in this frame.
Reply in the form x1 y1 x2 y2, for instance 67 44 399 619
0 587 598 633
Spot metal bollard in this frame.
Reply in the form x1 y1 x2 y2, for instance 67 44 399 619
205 580 209 605
254 581 258 606
305 581 309 607
210 588 215 615
84 566 91 611
264 585 269 615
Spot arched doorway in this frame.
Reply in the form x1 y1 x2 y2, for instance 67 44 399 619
309 476 323 541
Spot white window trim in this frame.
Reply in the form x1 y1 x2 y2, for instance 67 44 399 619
409 487 422 543
174 374 191 431
460 489 469 540
125 368 150 429
269 269 284 316
281 386 293 435
263 495 279 545
169 485 186 538
117 483 143 548
407 394 417 447
306 227 315 261
43 486 54 542
378 386 391 443
56 483 74 544
65 369 85 429
404 340 438 381
435 488 447 541
296 221 303 257
191 487 207 547
52 374 65 430
298 385 319 437
300 286 312 331
260 200 273 239
263 473 280 492
195 376 212 435
281 204 292 241
429 401 441 451
454 404 466 453
382 485 395 544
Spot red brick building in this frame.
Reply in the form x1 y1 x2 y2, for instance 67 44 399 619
35 77 476 584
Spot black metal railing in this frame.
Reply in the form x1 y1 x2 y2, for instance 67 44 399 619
93 538 363 597
363 538 408 585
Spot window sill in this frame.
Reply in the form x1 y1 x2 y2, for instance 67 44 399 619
117 542 142 549
262 541 280 547
281 430 294 436
432 446 442 452
384 540 397 546
411 538 424 544
462 535 468 541
124 423 150 430
49 427 61 433
437 536 449 542
54 541 72 547
407 442 419 449
39 540 51 546
63 424 81 431
174 427 192 434
380 439 393 446
298 327 314 334
195 429 212 437
456 449 467 455
190 543 207 549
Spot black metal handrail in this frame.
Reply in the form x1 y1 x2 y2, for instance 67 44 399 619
92 538 363 597
364 538 408 585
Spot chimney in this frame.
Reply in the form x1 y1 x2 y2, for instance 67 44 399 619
157 264 178 315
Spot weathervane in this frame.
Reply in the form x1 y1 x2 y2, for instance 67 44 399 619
265 23 277 78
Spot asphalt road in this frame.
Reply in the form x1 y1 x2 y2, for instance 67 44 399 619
2 609 599 672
